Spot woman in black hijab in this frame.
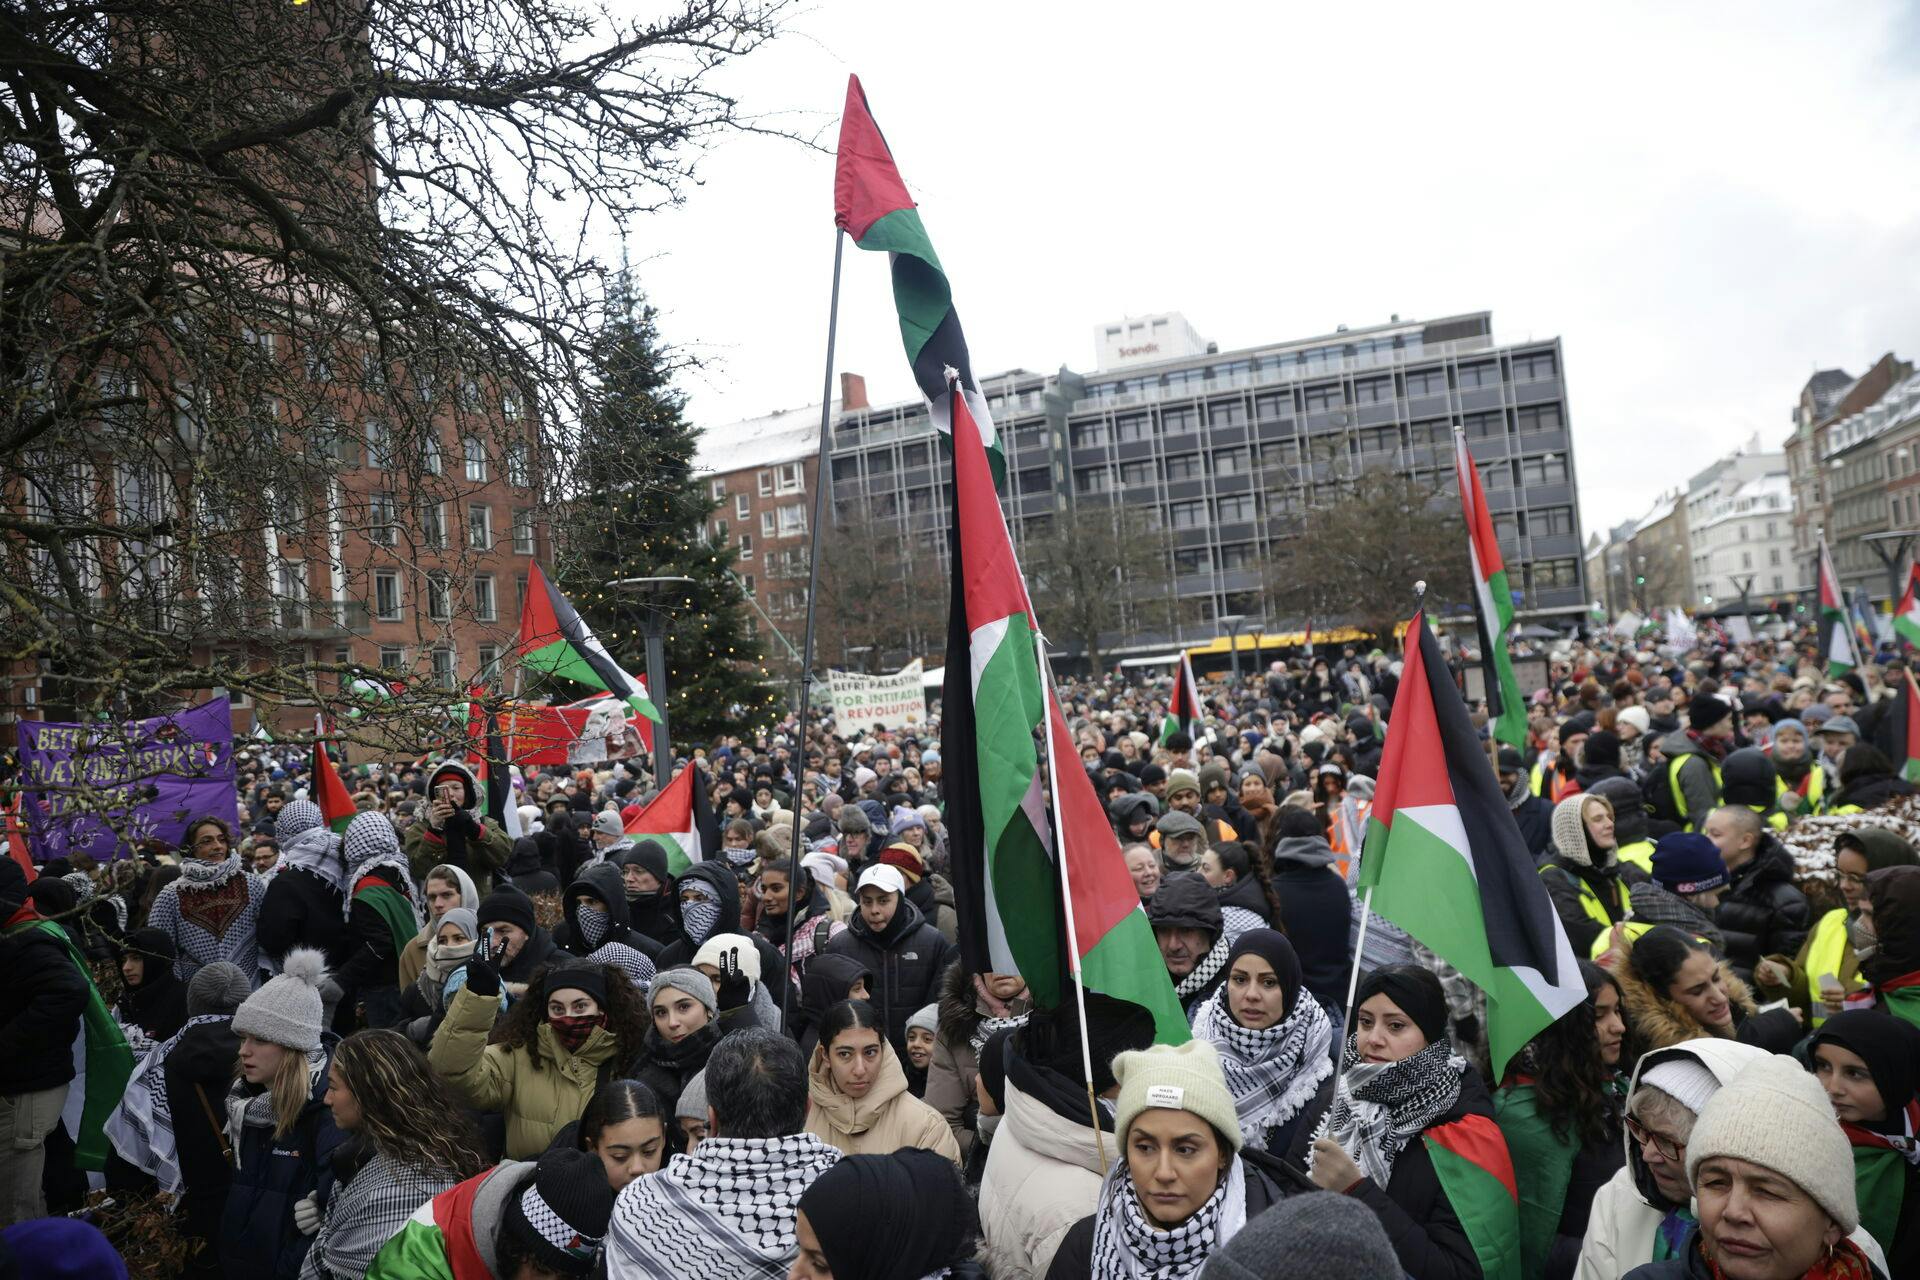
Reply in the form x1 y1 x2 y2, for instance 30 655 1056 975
117 926 189 1041
793 1148 983 1280
1809 1009 1920 1276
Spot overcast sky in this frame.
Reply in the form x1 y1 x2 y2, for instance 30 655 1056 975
626 1 1920 537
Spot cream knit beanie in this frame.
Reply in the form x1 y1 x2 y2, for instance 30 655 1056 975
1111 1039 1243 1152
1685 1055 1858 1233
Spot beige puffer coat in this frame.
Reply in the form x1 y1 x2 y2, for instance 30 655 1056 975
804 1037 960 1164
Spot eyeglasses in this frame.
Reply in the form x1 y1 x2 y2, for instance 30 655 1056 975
1625 1116 1685 1161
1838 872 1867 889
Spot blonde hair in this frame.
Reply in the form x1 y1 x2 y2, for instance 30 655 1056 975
261 1047 313 1139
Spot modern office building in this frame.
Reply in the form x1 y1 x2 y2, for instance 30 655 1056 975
702 310 1590 664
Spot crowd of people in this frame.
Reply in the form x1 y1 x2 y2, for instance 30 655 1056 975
2 623 1919 1280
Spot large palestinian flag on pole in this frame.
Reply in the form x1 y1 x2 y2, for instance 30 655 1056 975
941 375 1187 1042
833 75 1002 483
517 562 661 723
1454 430 1526 751
1358 610 1585 1078
619 764 701 876
1819 538 1858 677
311 732 356 835
1895 562 1920 649
1160 651 1203 745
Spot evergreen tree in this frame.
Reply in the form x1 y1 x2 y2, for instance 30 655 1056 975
559 280 780 746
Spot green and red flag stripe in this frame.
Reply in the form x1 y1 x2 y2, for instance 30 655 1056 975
1898 671 1920 785
619 763 702 876
1819 537 1858 676
312 733 356 835
942 374 1186 1042
1455 430 1525 751
1358 609 1585 1078
1160 651 1204 746
1426 1115 1523 1280
834 74 1003 483
516 562 660 723
1896 561 1920 649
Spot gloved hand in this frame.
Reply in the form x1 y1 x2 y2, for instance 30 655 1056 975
715 946 752 1013
464 930 501 998
293 1192 323 1236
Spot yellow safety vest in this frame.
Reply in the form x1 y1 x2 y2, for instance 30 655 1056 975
1541 864 1623 932
1530 762 1547 798
1617 839 1655 875
1747 803 1788 833
1666 754 1723 832
1774 767 1825 817
1588 919 1664 961
1803 909 1851 1029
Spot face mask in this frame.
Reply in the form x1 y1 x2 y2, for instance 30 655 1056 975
577 905 611 949
1849 916 1877 960
549 1012 606 1053
723 846 755 870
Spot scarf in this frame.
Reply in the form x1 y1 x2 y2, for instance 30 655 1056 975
1308 1036 1465 1187
1174 931 1234 999
646 1020 722 1074
722 845 756 872
1686 729 1730 763
277 825 344 892
607 1134 841 1274
1191 985 1334 1150
422 937 476 986
223 1045 325 1161
968 976 1031 1057
1842 1097 1920 1167
577 904 611 950
1088 1156 1244 1280
178 852 243 891
681 884 722 947
550 1012 607 1054
1696 1236 1875 1280
340 818 424 929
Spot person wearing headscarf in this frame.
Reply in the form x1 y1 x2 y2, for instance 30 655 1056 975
146 815 269 979
1810 1010 1920 1275
258 798 352 979
401 907 485 1047
1859 865 1920 1030
115 926 190 1044
395 863 478 991
1756 829 1915 1028
1543 792 1645 960
792 1148 984 1280
339 812 424 1029
1287 965 1511 1280
1189 929 1335 1157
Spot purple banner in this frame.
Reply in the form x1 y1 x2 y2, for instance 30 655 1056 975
17 698 239 862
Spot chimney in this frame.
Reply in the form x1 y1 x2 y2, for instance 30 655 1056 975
839 371 868 412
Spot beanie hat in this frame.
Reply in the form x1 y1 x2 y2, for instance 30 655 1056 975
590 811 624 840
837 807 872 835
1640 1055 1726 1116
502 1149 616 1276
1651 832 1729 895
1166 769 1202 799
477 885 537 936
0 1218 131 1280
853 766 878 789
231 948 329 1052
648 966 717 1017
905 1003 940 1037
1686 1055 1859 1233
1688 692 1732 732
1111 1039 1243 1152
675 1069 709 1122
1200 1190 1398 1280
877 843 926 884
856 864 906 897
888 807 927 836
616 838 672 886
690 934 762 984
544 962 608 1008
187 961 252 1018
1616 705 1652 737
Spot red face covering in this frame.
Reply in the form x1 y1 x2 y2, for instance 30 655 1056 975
549 1012 607 1053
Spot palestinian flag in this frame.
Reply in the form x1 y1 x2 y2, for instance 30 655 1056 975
1820 538 1858 676
369 1168 508 1279
943 374 1187 1042
1896 562 1920 649
1455 429 1526 751
1358 609 1585 1078
311 736 356 834
1160 651 1203 745
620 763 701 875
1841 1098 1920 1255
1851 587 1883 655
834 75 1002 483
517 562 662 723
3 917 133 1171
1426 1115 1523 1280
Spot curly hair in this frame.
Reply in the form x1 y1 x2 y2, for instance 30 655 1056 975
331 1030 485 1179
489 961 650 1072
1521 960 1625 1148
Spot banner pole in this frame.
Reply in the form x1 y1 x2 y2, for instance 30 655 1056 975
781 227 846 1027
1341 885 1375 1048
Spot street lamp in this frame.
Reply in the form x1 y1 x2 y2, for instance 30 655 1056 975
606 576 694 786
1860 530 1919 617
1219 614 1247 686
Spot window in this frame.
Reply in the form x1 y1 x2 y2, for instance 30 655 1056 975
366 420 391 469
1169 500 1206 530
735 494 750 520
761 510 777 538
1520 455 1568 486
1409 418 1450 447
1357 425 1400 454
738 533 753 560
378 644 405 670
1212 447 1249 475
1018 465 1051 494
1163 454 1201 481
1074 466 1111 495
1352 376 1393 405
369 491 397 545
462 436 487 482
1119 459 1156 487
1528 558 1580 588
275 560 309 629
1160 406 1199 433
466 503 492 550
511 509 535 555
506 443 531 488
427 572 453 621
1254 392 1292 423
1532 506 1576 536
901 443 930 469
1219 543 1255 571
473 574 496 621
515 573 527 615
374 570 403 620
431 647 457 690
831 457 860 483
421 501 448 549
1457 361 1500 388
710 478 727 500
1302 383 1345 412
758 469 774 496
1769 548 1782 567
1512 350 1558 382
477 644 501 685
1174 547 1210 574
1741 551 1753 569
422 432 442 475
778 504 808 537
1215 494 1256 523
1515 403 1565 433
1404 368 1446 397
1071 421 1109 449
1208 399 1246 427
1114 413 1152 444
1463 410 1505 440
776 463 803 494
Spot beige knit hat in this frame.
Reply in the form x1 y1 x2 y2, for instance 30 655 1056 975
1685 1055 1858 1233
1111 1039 1243 1152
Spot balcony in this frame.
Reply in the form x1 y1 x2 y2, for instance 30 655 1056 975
268 599 371 639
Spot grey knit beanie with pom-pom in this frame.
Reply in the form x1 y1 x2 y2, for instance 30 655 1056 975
231 947 328 1051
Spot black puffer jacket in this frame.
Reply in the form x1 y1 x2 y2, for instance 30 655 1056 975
1714 837 1812 983
165 1017 242 1266
823 896 953 1056
1217 871 1273 925
0 904 87 1096
256 864 351 973
552 862 663 960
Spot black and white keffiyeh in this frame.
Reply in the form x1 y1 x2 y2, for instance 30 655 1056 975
607 1134 840 1279
968 1012 1029 1058
1089 1155 1245 1280
275 799 344 891
680 883 722 947
104 1013 227 1193
1173 906 1262 999
1308 1036 1466 1187
340 813 423 927
179 850 243 890
577 904 611 950
1190 984 1334 1151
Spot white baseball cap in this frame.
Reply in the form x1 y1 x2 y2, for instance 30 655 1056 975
856 864 906 896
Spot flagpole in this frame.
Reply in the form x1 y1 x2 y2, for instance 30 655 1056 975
782 227 846 1027
1034 626 1109 1173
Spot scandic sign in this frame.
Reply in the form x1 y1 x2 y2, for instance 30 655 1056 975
827 660 926 734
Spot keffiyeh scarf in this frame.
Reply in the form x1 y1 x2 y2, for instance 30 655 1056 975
275 799 344 891
1191 985 1334 1151
1308 1036 1466 1188
179 851 243 890
967 975 1031 1057
681 883 722 947
340 815 423 929
1089 1156 1245 1280
607 1134 840 1278
1172 907 1262 999
577 904 611 950
223 1044 327 1162
103 1013 227 1194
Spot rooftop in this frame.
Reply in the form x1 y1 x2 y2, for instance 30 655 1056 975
692 401 829 474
